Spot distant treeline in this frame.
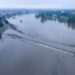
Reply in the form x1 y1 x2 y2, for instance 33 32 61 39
35 10 75 23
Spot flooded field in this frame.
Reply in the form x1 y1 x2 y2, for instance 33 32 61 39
7 14 75 53
0 13 75 75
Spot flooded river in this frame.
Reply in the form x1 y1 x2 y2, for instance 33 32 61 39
0 13 75 75
8 14 75 53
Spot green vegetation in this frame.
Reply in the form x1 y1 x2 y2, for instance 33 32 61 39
35 10 75 23
70 45 75 48
0 17 4 27
67 14 75 23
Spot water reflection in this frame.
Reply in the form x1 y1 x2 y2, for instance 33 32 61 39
67 23 75 30
35 12 75 29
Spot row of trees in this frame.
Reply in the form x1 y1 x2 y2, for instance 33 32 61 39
35 10 75 23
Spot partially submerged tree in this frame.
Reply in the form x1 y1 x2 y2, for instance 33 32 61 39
67 14 75 23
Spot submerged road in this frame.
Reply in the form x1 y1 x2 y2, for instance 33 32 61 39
0 37 75 75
